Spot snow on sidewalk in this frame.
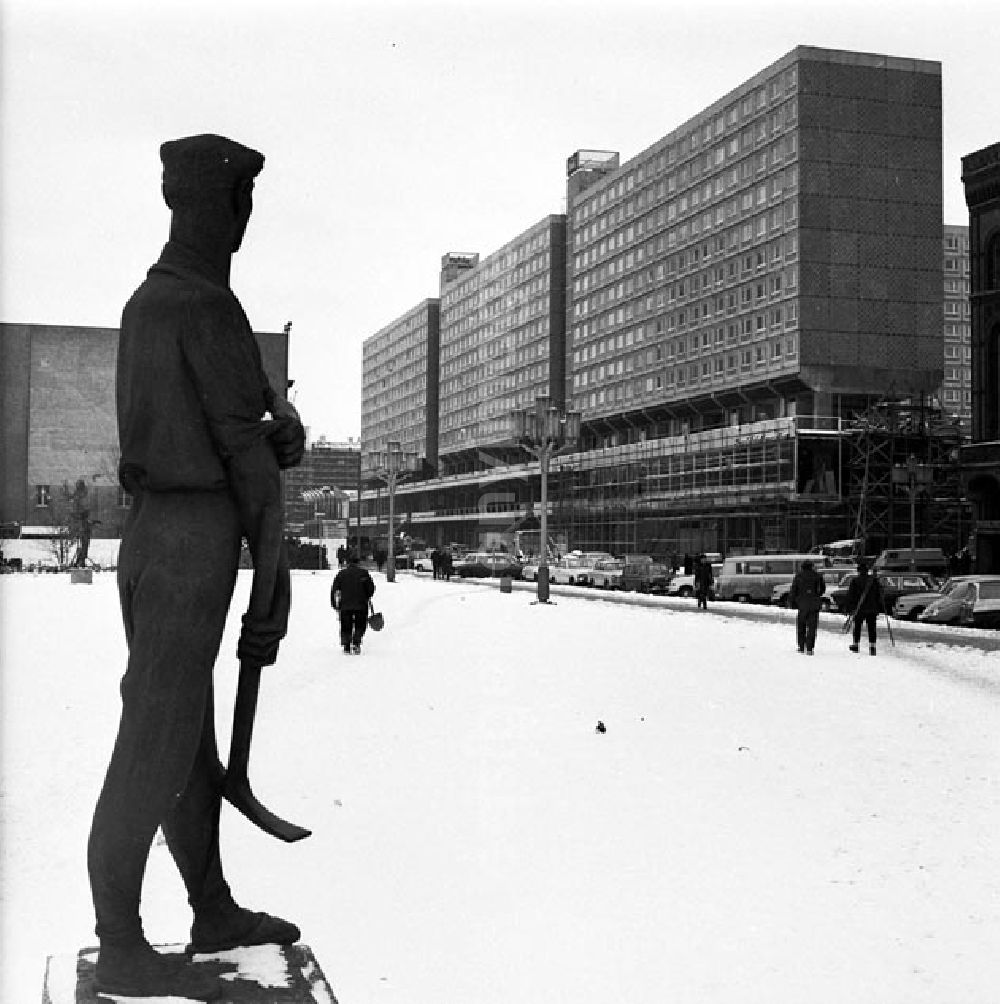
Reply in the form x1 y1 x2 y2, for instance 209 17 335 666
2 570 998 1003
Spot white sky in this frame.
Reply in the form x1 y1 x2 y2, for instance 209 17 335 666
3 0 999 441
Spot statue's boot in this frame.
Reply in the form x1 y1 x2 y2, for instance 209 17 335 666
94 941 222 1000
187 903 300 954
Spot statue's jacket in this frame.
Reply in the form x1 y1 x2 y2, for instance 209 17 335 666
117 240 277 494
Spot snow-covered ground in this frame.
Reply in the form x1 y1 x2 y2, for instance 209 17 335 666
2 570 999 1003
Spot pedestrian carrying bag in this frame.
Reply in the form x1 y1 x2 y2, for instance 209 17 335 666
367 599 384 632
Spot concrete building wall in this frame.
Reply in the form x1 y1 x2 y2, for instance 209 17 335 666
437 215 567 462
941 224 972 427
360 298 439 462
1 324 118 529
565 46 942 435
795 49 942 397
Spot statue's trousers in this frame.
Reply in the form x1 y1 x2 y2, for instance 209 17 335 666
87 488 242 947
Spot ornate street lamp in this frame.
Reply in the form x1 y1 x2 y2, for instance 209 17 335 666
891 454 935 571
365 440 419 582
510 395 582 603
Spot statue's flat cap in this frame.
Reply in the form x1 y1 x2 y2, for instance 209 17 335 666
160 134 264 198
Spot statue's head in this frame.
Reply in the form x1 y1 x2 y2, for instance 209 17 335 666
160 134 264 253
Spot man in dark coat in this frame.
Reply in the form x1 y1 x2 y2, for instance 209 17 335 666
331 552 376 653
694 555 714 610
788 558 826 655
845 559 885 655
87 135 305 1000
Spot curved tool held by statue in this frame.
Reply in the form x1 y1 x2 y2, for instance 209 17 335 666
220 493 311 843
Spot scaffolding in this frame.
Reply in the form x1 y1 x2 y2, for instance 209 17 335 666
845 400 969 557
355 410 970 561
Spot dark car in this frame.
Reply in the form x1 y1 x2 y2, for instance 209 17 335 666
830 571 939 616
620 557 671 594
453 551 522 579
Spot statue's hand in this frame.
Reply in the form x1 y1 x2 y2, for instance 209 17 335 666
238 557 291 667
264 397 305 469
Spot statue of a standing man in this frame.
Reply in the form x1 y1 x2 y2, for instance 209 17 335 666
87 135 305 1000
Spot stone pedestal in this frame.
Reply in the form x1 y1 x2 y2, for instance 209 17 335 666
42 943 337 1003
70 568 93 584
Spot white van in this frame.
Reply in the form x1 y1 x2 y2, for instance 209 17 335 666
715 553 825 603
874 547 948 578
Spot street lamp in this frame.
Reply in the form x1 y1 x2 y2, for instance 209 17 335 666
891 454 935 571
510 395 582 603
366 440 418 583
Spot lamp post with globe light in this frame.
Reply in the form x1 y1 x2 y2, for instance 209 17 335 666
365 441 418 583
891 454 935 572
510 396 582 603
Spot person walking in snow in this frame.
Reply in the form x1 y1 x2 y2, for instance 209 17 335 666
845 559 885 656
788 558 825 655
694 555 714 610
331 551 376 654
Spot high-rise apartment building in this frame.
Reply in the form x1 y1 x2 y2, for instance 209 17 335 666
356 45 965 558
565 46 942 444
360 299 440 467
941 224 972 427
437 216 567 474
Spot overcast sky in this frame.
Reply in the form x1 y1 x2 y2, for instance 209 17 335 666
3 0 998 441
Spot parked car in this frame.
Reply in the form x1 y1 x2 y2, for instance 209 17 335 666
411 552 435 573
548 555 601 586
589 558 625 590
620 556 671 594
918 575 1000 627
565 551 615 586
668 562 723 598
893 575 978 621
453 551 522 579
828 571 939 615
770 567 855 609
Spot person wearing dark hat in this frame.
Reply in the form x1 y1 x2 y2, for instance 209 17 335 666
844 558 885 655
788 557 826 655
331 551 376 653
86 134 305 1000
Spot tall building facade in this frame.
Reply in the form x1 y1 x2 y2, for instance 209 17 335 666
360 299 440 468
565 46 942 446
357 46 967 559
437 216 567 474
941 224 972 428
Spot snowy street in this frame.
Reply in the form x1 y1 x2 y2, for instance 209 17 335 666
2 570 999 1003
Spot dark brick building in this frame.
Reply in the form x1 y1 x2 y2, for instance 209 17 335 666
960 142 1000 572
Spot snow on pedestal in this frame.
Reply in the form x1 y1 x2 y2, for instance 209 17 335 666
42 943 336 1003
